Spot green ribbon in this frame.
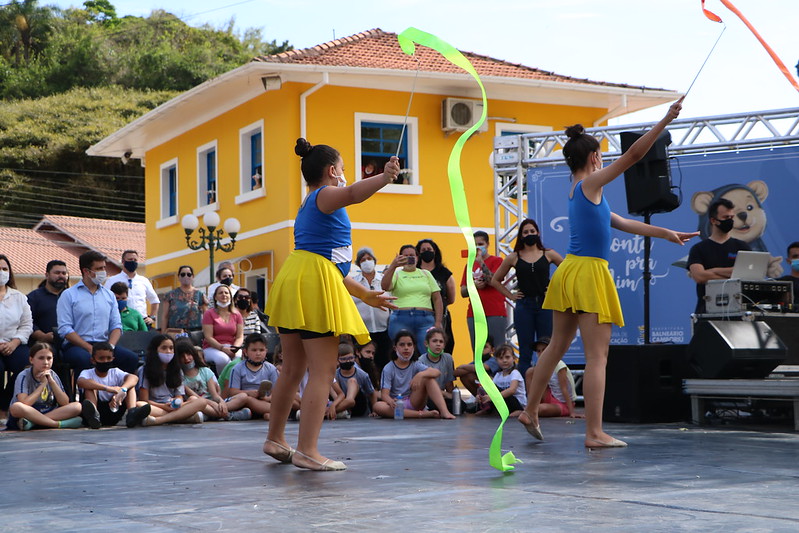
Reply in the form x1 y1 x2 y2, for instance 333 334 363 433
398 27 521 472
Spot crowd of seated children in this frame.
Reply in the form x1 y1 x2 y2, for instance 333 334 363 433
7 342 91 430
226 333 279 420
329 342 378 419
177 339 251 421
137 334 205 426
77 341 151 428
372 330 455 420
476 343 527 418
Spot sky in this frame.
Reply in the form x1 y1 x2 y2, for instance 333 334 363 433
48 0 799 125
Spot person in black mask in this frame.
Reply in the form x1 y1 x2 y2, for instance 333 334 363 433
687 198 751 314
416 239 457 355
28 260 70 345
490 219 564 377
207 263 240 300
104 250 160 329
234 288 268 336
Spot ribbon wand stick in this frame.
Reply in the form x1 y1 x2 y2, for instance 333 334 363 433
685 24 726 96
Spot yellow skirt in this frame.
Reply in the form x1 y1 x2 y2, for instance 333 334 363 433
265 250 370 345
543 254 624 327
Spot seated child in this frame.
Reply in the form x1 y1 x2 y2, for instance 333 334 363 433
8 342 90 430
372 330 455 419
419 328 456 407
77 341 151 428
227 333 279 420
525 359 580 418
177 339 251 421
476 343 527 417
137 334 205 425
329 342 378 418
453 335 497 396
110 282 148 332
354 340 380 390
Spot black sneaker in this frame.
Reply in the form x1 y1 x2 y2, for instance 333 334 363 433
81 400 101 429
126 404 151 428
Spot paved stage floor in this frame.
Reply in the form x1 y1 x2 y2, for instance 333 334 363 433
1 414 798 532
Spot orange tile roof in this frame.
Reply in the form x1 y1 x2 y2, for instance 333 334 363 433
256 28 656 90
35 215 146 266
0 227 82 277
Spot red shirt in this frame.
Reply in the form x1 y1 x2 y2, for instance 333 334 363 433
460 255 507 318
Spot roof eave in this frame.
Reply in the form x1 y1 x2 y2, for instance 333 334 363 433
87 62 678 159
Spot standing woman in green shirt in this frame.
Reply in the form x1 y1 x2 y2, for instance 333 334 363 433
382 244 443 350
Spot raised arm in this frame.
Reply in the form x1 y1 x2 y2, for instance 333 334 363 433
584 98 683 193
316 157 400 213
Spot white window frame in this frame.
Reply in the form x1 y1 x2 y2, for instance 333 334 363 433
236 120 266 205
157 158 179 229
355 112 421 195
194 140 219 216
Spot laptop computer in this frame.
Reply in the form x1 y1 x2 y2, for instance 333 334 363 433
730 250 770 281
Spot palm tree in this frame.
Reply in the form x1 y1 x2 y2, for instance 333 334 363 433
0 0 54 65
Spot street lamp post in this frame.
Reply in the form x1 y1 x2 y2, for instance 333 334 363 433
181 212 241 284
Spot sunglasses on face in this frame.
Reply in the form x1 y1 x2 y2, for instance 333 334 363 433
179 272 193 277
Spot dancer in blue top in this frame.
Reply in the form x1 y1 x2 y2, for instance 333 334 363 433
263 138 399 471
519 98 698 448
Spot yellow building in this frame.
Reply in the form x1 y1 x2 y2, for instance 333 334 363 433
88 28 676 363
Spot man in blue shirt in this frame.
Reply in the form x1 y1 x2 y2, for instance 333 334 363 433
28 260 69 345
57 251 138 374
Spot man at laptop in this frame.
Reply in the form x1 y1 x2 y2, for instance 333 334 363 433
687 198 751 314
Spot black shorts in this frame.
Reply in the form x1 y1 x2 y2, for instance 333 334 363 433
277 327 334 340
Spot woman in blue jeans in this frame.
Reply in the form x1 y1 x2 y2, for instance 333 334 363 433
382 244 443 349
490 219 563 377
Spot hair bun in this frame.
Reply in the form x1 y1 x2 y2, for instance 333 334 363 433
564 124 585 140
294 138 313 158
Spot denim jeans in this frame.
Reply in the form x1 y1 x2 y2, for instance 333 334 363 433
513 295 553 377
387 309 435 349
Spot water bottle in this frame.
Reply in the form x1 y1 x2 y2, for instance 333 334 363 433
109 387 127 413
170 397 183 409
394 396 404 419
451 387 462 416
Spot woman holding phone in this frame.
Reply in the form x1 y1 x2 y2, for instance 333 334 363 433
381 244 443 349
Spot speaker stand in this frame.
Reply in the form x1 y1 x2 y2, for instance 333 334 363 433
643 212 652 345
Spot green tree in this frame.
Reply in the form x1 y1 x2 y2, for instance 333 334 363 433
0 0 55 65
0 86 178 226
83 0 117 24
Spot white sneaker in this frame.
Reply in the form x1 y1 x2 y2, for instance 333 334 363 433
141 416 157 427
339 410 351 419
293 410 301 421
186 412 204 424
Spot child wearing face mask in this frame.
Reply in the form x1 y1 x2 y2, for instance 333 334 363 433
109 282 149 332
330 342 378 418
371 330 455 419
227 333 280 420
76 342 151 428
137 334 205 425
419 328 456 406
177 340 252 421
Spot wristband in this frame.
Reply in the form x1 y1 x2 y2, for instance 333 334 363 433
121 387 128 393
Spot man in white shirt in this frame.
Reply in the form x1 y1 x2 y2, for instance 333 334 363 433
104 250 160 328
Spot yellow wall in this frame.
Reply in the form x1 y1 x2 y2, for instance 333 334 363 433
144 79 607 364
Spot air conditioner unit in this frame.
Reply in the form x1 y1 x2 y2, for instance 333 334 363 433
442 98 488 133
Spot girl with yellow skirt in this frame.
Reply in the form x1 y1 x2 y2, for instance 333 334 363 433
519 98 699 448
263 139 399 471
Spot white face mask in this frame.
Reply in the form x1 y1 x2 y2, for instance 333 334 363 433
92 270 107 286
360 259 375 274
158 352 174 364
0 270 8 286
333 173 347 187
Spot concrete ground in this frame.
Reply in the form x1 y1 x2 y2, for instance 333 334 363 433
1 413 798 532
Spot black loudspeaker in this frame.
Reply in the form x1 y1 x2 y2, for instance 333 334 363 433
603 344 692 423
620 130 680 216
689 320 787 379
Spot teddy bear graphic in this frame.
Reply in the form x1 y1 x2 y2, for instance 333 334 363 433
691 180 783 277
